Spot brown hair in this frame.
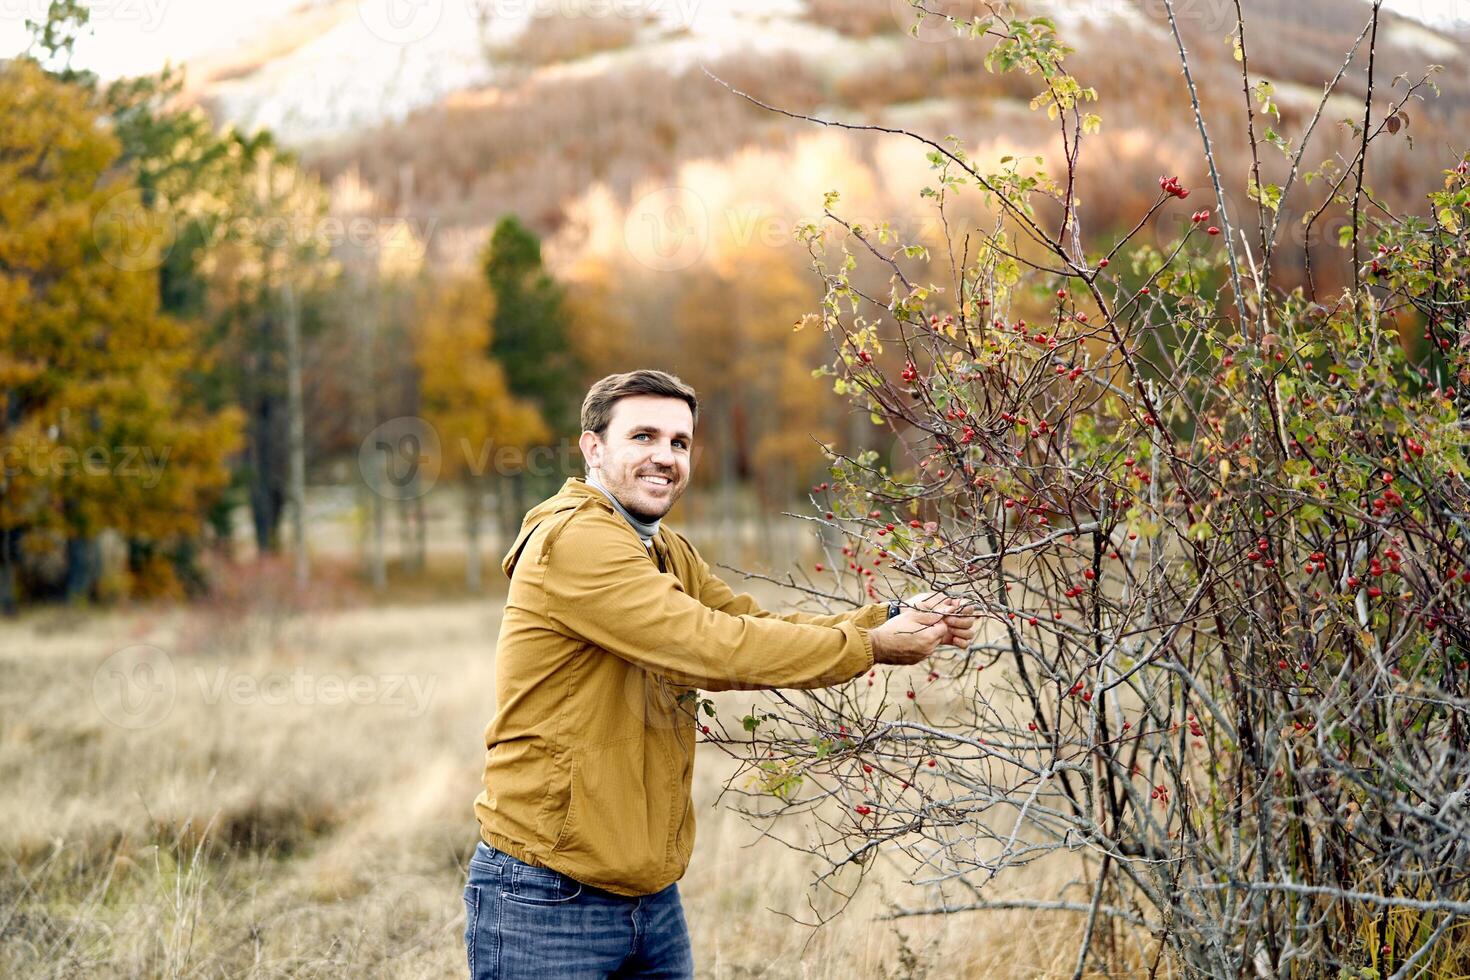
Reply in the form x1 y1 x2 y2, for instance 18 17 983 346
580 370 699 437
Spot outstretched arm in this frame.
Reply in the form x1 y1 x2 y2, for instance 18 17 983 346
691 552 890 630
544 515 877 691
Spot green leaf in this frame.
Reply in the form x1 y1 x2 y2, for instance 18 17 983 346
1249 178 1283 213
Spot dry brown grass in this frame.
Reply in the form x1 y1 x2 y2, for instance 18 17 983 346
495 10 652 69
0 559 1143 978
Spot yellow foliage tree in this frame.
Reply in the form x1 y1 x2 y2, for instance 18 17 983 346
0 58 244 608
675 245 839 503
413 274 548 589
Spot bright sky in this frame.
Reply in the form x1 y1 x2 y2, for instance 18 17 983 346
0 0 1465 80
0 0 304 78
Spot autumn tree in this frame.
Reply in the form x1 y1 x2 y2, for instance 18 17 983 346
21 0 334 582
413 274 548 589
0 57 243 608
481 215 582 530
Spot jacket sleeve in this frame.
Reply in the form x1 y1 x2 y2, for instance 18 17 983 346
691 550 890 631
542 515 876 692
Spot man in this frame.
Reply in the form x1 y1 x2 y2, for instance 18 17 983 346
464 369 975 979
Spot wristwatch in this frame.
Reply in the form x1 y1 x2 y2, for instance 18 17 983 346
886 599 902 620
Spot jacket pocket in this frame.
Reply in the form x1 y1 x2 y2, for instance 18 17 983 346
551 736 671 887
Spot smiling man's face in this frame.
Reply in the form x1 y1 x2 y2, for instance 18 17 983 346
578 395 694 522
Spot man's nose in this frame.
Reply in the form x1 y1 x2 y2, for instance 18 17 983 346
650 441 677 467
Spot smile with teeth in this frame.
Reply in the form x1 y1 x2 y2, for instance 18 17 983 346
639 473 673 488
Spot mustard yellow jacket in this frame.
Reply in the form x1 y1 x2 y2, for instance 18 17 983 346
473 477 887 896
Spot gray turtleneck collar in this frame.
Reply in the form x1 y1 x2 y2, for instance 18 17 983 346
585 472 660 548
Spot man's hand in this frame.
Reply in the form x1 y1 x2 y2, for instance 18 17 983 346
869 593 978 666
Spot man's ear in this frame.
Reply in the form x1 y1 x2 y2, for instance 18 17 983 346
578 430 601 470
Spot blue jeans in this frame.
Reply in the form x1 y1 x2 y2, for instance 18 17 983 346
463 841 695 979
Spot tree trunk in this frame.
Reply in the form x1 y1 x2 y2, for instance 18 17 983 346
508 471 528 532
248 394 283 555
282 281 308 590
412 494 426 573
0 527 20 617
465 481 482 592
354 267 386 591
370 482 386 589
717 394 737 564
398 496 412 570
63 533 100 602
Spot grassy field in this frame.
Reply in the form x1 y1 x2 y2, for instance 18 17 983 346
0 556 1112 979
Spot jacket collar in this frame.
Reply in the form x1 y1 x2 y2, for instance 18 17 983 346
501 477 668 579
564 477 672 568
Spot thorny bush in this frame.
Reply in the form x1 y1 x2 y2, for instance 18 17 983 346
703 2 1470 975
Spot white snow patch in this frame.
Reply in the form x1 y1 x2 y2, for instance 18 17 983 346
1028 0 1167 43
1385 19 1466 60
190 0 1160 146
197 0 869 144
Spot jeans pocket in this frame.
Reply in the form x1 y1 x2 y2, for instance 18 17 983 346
501 861 584 906
462 884 481 978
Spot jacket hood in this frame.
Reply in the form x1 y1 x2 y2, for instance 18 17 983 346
501 477 616 579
